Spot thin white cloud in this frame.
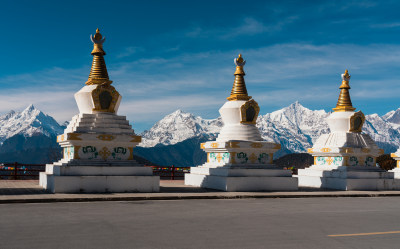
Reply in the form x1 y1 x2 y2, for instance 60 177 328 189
0 89 77 123
116 46 145 58
222 16 299 39
1 42 400 131
370 22 400 29
185 16 298 40
119 94 223 121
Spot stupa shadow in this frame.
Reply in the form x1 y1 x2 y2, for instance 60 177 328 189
0 180 48 195
160 180 222 193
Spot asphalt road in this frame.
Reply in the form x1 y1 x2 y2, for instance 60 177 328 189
1 197 400 249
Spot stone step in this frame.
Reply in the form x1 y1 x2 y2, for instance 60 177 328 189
77 118 131 125
52 161 142 167
52 159 142 166
46 165 151 176
74 122 132 129
73 127 134 134
185 174 298 191
79 113 126 118
40 173 160 193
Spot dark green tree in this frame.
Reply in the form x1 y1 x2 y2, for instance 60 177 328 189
376 154 396 171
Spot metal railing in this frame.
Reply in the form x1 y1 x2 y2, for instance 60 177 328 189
148 166 190 180
0 162 46 180
0 163 190 180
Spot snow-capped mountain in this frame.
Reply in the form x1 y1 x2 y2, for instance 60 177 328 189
256 101 330 153
140 102 400 154
0 104 64 144
383 108 400 125
2 102 400 157
140 110 223 147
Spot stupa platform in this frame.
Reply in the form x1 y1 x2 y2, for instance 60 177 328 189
298 70 397 191
40 173 159 194
297 165 400 190
185 54 297 192
185 165 297 191
5 180 400 204
39 28 159 193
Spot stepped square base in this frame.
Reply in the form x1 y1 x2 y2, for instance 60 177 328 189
185 166 298 192
40 173 159 193
40 163 159 193
297 165 400 190
389 168 400 178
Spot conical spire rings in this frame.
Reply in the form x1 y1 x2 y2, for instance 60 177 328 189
332 69 356 112
227 54 252 101
86 28 112 85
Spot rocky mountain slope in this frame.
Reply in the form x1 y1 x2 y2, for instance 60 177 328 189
0 104 64 144
1 102 400 165
140 102 400 155
140 110 223 147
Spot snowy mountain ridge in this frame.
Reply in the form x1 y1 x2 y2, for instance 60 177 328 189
0 104 64 144
2 102 400 155
139 110 223 147
139 102 400 154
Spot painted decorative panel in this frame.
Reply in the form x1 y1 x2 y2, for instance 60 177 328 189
222 153 230 164
206 151 274 165
258 153 270 164
76 146 131 160
316 156 344 166
209 152 217 163
364 156 374 166
63 146 75 160
79 145 99 159
348 156 359 166
63 147 68 159
111 147 130 160
208 152 230 164
236 152 248 164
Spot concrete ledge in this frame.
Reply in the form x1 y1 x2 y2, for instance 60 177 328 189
3 180 400 204
40 173 160 193
298 175 400 190
185 174 298 191
298 167 394 179
4 191 400 204
190 167 292 177
47 165 152 176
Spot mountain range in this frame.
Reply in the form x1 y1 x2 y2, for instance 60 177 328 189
0 105 64 163
1 102 400 165
139 101 400 159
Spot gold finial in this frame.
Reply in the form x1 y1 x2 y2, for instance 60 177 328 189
93 28 102 41
332 69 356 112
227 54 252 101
343 69 349 78
237 54 244 63
86 28 112 85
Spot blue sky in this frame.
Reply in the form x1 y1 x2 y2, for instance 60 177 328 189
0 0 400 132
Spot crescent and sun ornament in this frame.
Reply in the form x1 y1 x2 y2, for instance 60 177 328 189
234 53 246 67
90 28 106 44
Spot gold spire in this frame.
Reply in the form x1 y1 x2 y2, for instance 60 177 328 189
332 69 356 112
86 28 112 85
227 54 252 101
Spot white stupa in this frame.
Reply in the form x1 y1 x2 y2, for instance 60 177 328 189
390 151 400 177
184 54 298 191
39 29 159 193
297 70 398 190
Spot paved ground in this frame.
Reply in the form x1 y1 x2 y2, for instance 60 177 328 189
2 180 400 204
1 197 400 248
